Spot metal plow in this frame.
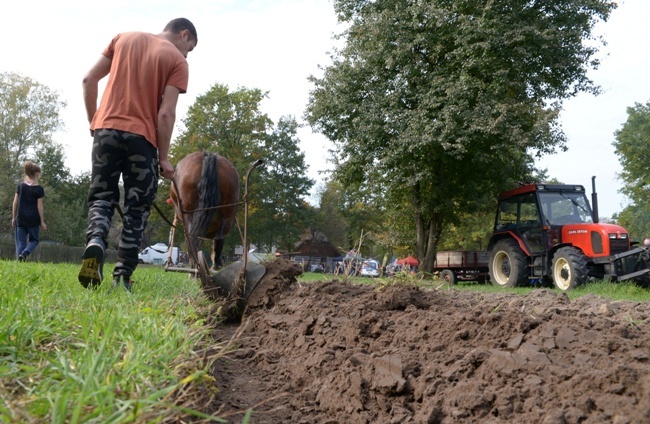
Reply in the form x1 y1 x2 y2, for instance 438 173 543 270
165 256 267 320
164 159 266 317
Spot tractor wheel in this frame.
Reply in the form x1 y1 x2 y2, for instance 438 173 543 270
552 247 588 291
489 239 529 288
440 269 457 285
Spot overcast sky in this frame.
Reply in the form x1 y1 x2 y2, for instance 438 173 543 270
3 0 648 218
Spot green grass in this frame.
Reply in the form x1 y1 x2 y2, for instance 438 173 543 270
568 280 650 301
0 259 227 423
298 272 650 302
448 279 650 301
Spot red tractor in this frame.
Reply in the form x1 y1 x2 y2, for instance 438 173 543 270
487 178 650 291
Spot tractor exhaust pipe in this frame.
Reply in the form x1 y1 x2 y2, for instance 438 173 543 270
591 176 599 224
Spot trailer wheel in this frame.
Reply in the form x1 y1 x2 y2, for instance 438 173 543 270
489 239 528 288
552 247 588 291
439 269 456 285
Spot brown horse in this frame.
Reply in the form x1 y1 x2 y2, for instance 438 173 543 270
169 151 240 270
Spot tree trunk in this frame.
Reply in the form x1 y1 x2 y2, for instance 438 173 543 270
412 182 444 273
413 182 425 266
422 215 443 273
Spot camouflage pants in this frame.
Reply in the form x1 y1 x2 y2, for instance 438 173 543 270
86 129 158 278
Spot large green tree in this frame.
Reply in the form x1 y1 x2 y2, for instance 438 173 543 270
0 72 65 174
613 101 650 241
250 116 315 252
170 83 269 169
306 0 616 272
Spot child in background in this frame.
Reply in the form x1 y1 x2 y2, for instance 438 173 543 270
12 161 47 261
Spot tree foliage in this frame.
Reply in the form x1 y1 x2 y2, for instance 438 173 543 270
306 0 616 271
250 116 315 252
41 172 92 246
0 72 66 174
170 83 270 169
315 178 387 259
316 180 349 250
438 210 494 251
33 144 89 246
613 101 650 241
613 102 650 203
615 204 650 243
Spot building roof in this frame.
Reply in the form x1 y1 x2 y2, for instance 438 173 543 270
294 231 341 257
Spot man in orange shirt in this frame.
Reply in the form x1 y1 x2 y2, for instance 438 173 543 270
78 18 197 292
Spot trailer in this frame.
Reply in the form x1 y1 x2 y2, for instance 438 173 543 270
434 250 489 285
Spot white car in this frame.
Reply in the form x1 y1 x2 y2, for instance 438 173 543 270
360 264 380 277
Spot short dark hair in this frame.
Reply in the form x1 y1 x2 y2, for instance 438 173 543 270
164 18 198 45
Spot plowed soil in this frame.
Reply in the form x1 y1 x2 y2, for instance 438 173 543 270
200 259 650 423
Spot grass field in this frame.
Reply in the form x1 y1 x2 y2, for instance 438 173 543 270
298 271 650 302
2 261 650 423
0 259 228 423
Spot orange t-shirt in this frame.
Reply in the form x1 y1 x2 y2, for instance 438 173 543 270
90 32 189 147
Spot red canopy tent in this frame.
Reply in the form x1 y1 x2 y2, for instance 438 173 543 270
396 255 419 266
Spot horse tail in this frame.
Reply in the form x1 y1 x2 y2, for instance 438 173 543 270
191 151 221 236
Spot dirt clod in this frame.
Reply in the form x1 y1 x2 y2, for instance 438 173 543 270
204 263 650 423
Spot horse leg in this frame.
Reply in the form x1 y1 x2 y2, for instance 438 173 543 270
211 238 225 271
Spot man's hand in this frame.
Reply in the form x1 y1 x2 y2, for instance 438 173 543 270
159 159 175 179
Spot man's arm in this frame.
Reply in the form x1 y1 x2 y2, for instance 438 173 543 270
82 55 112 127
157 85 181 179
